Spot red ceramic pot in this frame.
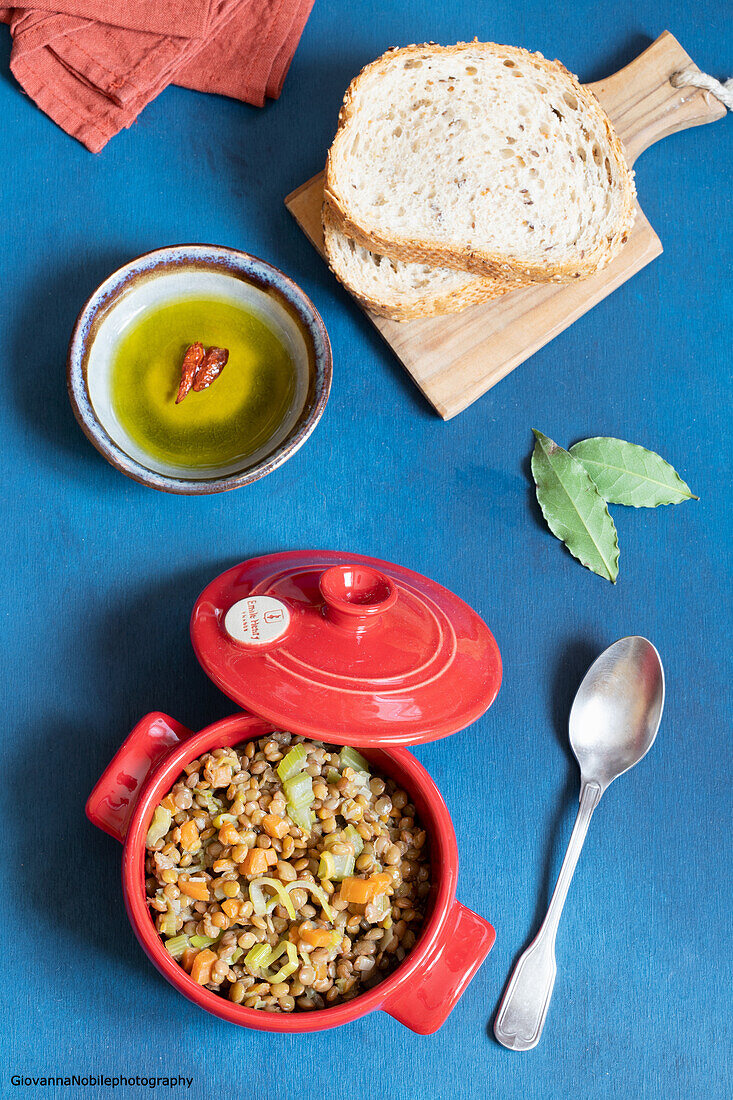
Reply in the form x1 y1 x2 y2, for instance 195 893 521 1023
87 551 502 1034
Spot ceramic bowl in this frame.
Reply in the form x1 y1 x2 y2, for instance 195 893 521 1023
67 245 332 494
85 550 501 1032
87 711 496 1034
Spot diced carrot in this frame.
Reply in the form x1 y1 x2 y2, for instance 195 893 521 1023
179 820 200 852
221 898 242 920
339 873 393 904
238 848 269 875
299 927 336 949
262 814 289 840
314 963 328 982
190 948 217 984
161 795 177 814
209 764 232 788
369 872 393 894
339 877 371 904
218 823 241 847
264 848 278 866
179 878 210 901
181 948 197 973
212 859 236 873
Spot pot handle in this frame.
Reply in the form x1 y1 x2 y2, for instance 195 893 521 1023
86 712 194 844
382 901 496 1034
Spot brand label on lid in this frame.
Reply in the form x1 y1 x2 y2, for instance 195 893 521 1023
224 596 291 647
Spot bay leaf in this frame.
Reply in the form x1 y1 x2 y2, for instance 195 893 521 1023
531 430 620 582
569 437 697 507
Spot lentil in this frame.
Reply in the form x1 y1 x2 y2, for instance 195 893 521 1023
146 734 430 1012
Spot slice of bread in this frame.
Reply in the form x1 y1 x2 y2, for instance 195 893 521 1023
325 41 636 285
322 203 518 320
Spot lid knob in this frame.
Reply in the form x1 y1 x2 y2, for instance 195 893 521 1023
319 565 397 631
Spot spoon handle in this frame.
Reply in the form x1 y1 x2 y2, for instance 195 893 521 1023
494 780 602 1050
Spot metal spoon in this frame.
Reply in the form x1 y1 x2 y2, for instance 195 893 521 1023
494 636 665 1051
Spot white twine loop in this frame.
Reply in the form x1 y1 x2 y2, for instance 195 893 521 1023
670 68 733 110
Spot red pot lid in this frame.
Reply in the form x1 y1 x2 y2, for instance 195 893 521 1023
190 551 501 747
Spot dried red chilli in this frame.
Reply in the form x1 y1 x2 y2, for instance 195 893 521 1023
175 342 205 404
175 343 229 403
193 346 229 391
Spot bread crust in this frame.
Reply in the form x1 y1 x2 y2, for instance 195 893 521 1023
322 202 518 321
324 41 636 285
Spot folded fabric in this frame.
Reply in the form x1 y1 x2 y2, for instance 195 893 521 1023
2 1 216 38
0 0 314 152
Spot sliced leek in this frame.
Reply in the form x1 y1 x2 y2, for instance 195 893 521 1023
262 941 299 983
249 877 297 919
146 806 172 847
285 878 335 921
244 943 272 972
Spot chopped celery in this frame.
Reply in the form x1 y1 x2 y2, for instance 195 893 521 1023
324 825 364 858
277 744 307 782
333 850 355 880
195 790 221 813
160 909 177 937
230 948 243 963
145 806 171 847
262 940 299 982
286 803 314 834
285 878 335 921
248 877 297 920
244 943 272 972
189 933 221 949
341 825 365 857
284 771 314 835
339 746 370 774
283 773 313 808
365 893 391 923
212 813 237 828
164 935 189 958
326 767 341 785
318 849 354 882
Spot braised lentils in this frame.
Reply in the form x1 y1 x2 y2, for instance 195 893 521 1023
145 734 430 1012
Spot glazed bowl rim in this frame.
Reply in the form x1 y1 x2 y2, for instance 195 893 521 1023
122 712 458 1033
66 244 332 495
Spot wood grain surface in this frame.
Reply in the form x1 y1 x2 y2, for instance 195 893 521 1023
286 32 726 419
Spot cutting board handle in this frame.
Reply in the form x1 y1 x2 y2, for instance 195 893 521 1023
587 31 727 165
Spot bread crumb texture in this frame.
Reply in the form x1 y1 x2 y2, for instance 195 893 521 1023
325 42 636 284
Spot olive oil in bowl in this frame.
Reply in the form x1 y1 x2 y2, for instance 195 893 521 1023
110 296 298 474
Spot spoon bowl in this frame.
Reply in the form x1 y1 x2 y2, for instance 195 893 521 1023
569 636 665 794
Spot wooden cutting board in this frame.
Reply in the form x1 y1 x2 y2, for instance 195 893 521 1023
285 32 726 419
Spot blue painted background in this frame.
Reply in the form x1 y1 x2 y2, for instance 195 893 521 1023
1 2 731 1098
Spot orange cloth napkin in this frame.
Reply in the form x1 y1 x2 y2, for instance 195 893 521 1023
0 0 315 151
